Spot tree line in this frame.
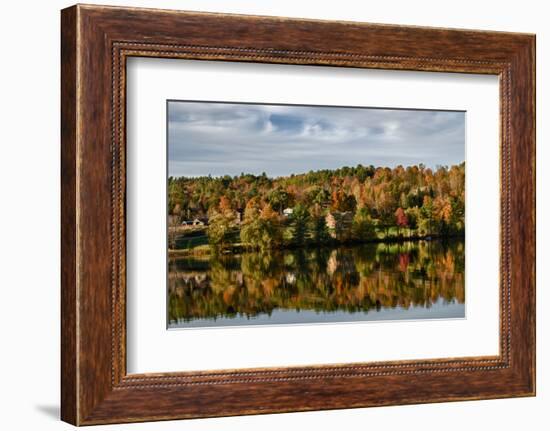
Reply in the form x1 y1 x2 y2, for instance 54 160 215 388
168 163 465 252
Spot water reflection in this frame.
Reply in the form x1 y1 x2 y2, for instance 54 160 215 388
168 240 465 328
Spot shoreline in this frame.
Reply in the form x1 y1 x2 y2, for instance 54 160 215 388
168 233 464 258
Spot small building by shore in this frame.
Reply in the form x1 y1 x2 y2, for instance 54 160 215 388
181 217 209 228
325 211 353 238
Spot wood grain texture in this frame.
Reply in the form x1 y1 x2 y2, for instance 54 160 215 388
60 4 536 425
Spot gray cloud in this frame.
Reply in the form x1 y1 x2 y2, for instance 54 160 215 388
168 101 465 178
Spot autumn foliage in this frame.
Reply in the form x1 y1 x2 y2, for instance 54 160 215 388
168 163 465 251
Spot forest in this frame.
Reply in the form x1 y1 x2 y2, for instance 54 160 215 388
168 163 465 254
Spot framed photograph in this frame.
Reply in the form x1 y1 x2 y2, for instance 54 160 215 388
164 100 467 330
61 4 535 425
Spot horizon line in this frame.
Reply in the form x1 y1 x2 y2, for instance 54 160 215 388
168 161 466 180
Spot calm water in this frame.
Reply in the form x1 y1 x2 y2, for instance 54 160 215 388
168 240 465 328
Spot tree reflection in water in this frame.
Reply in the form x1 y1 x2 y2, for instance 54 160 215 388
168 240 465 327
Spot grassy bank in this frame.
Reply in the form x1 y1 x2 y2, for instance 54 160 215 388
168 232 464 258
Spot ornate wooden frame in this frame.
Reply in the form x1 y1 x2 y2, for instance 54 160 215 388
61 4 535 425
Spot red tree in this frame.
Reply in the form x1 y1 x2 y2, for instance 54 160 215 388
395 207 408 236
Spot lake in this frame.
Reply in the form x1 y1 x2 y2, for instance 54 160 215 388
168 239 465 328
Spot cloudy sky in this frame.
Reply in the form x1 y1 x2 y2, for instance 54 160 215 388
168 101 465 178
